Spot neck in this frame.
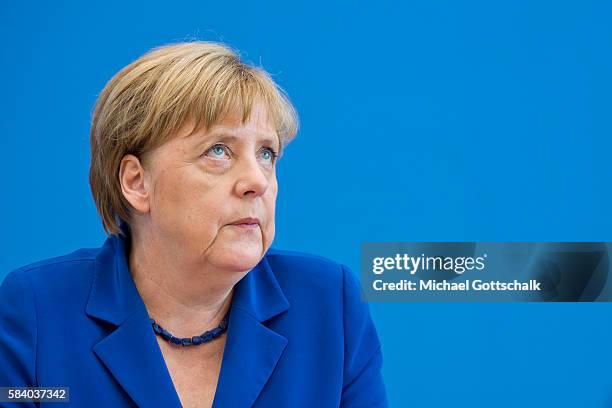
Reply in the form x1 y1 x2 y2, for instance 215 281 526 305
127 227 243 338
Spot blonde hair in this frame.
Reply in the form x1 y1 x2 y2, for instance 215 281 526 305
89 41 299 236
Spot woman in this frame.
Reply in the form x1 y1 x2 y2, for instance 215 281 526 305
0 42 387 407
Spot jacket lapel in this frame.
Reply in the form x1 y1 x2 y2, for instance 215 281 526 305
212 256 290 408
92 308 183 407
86 230 182 408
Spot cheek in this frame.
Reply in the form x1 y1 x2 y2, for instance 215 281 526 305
152 169 220 232
265 177 278 212
262 181 278 240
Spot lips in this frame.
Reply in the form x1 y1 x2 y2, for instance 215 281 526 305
229 217 260 226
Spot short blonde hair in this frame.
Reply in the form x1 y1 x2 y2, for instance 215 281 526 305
89 41 299 236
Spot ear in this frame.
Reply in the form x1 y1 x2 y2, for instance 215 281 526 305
119 154 150 214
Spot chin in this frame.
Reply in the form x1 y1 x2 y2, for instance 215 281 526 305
213 244 264 272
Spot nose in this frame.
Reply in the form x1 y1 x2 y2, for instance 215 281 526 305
234 156 270 198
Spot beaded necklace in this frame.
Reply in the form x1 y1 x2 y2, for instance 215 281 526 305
150 311 230 346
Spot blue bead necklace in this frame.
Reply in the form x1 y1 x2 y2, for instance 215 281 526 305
150 311 230 346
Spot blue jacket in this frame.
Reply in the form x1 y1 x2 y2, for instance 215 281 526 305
0 231 387 407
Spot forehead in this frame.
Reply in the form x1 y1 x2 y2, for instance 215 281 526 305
180 103 279 146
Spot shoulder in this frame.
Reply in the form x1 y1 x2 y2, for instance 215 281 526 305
1 247 100 301
265 248 346 274
15 247 99 273
265 248 348 287
263 248 364 308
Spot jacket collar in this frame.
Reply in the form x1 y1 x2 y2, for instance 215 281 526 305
86 223 290 407
85 225 145 326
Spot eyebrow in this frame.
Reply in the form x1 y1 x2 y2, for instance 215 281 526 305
193 132 280 150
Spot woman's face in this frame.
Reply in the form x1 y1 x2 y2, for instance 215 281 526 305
139 101 279 272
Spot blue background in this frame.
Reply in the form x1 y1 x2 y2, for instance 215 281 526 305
1 1 611 406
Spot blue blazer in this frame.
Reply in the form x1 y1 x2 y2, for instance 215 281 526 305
0 231 387 407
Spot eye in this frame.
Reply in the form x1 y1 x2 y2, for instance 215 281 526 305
260 147 278 163
205 144 230 159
